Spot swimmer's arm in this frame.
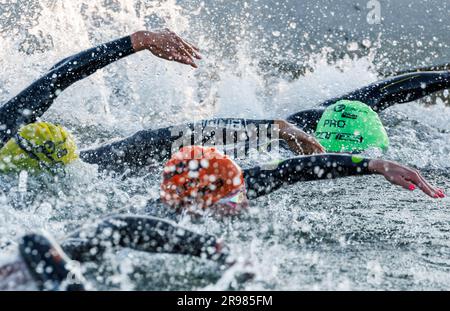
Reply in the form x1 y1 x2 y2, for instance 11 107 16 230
78 118 266 170
80 118 272 170
79 126 178 171
328 71 450 112
0 30 200 146
0 36 134 146
79 118 325 171
243 154 443 199
275 120 325 154
62 215 229 264
188 118 325 155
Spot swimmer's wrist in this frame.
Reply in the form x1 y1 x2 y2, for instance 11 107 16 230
274 119 289 131
368 159 386 174
276 119 305 140
131 31 152 52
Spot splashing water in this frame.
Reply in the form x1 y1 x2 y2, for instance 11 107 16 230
0 0 450 290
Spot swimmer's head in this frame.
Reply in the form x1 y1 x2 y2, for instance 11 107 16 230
315 100 389 153
160 146 247 215
0 122 78 173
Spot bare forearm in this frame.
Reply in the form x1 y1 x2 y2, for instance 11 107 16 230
131 31 153 52
275 119 325 155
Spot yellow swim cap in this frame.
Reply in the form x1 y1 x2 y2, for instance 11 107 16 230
0 122 78 173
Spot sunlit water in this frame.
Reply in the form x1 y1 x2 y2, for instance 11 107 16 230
0 0 449 290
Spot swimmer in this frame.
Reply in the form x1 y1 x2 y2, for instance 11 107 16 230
0 215 230 291
158 145 444 218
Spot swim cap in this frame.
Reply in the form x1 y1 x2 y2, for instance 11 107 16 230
0 122 78 173
315 100 389 153
160 146 245 209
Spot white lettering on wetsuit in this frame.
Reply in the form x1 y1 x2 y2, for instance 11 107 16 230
169 119 279 159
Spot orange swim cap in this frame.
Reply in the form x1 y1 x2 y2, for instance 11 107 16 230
160 146 245 209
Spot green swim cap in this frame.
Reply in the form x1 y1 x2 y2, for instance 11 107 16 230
0 122 78 173
315 100 389 153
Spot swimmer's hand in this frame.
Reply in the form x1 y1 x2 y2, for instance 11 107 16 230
368 159 445 198
276 120 325 155
131 29 201 68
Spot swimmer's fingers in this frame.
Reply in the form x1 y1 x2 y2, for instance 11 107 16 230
179 37 202 59
390 174 424 193
307 137 326 154
370 159 443 199
182 38 200 53
173 52 198 68
164 28 202 61
392 170 439 198
405 170 444 198
142 29 199 68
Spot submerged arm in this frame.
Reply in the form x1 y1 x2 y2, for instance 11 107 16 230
61 215 229 264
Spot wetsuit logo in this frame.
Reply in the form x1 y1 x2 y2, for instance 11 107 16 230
169 120 280 165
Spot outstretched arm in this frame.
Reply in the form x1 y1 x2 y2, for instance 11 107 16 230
61 215 229 265
79 126 176 171
79 118 324 172
244 154 444 199
0 29 201 148
322 71 450 112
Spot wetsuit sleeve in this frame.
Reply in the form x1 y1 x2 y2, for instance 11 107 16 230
61 215 229 264
321 71 450 112
79 126 176 170
79 118 276 171
243 154 373 199
380 63 450 77
0 36 135 147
